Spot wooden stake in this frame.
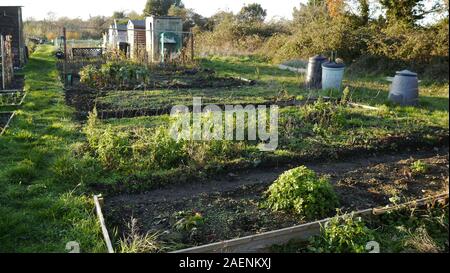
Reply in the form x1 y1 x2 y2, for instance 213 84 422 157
63 27 67 86
94 194 115 253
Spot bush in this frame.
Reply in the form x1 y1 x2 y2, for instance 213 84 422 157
80 61 150 89
265 166 339 219
308 213 375 253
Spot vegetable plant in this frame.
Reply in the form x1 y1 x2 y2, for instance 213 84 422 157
264 166 339 219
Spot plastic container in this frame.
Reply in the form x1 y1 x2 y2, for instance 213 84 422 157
388 70 419 106
305 55 327 89
322 61 345 90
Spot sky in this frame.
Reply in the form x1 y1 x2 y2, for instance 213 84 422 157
1 0 305 20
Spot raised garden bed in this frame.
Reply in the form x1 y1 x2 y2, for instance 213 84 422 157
104 147 449 252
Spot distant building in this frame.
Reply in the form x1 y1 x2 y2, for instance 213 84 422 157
145 16 183 62
127 20 146 60
0 6 26 67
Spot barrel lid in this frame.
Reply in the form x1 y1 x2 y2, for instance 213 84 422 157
396 70 417 77
322 61 345 68
309 55 327 61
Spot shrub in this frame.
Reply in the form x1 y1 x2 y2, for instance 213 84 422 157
265 166 339 219
131 126 186 170
308 213 375 253
79 61 150 89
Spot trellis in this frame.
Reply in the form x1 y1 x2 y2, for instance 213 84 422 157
0 35 14 90
72 47 103 59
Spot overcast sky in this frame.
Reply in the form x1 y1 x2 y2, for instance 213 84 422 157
2 0 305 20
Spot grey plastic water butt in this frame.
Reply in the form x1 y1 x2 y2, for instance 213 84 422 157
322 61 345 90
305 55 327 89
388 70 419 106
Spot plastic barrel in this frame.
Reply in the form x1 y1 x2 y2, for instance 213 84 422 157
305 55 327 89
322 62 345 90
388 70 419 106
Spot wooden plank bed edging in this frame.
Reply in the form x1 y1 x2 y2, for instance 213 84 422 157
172 193 449 253
93 194 115 253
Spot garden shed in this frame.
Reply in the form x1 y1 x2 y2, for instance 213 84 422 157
127 20 146 60
145 16 183 62
106 20 128 52
0 6 26 67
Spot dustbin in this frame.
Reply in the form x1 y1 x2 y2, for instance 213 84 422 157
305 55 328 89
322 61 345 90
388 70 419 106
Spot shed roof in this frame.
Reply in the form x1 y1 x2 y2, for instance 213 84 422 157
128 20 145 29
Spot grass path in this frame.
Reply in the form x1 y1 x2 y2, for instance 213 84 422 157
0 45 105 252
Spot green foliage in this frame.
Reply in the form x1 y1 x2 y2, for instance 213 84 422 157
308 213 375 253
119 218 162 253
80 61 150 89
144 0 184 16
238 3 267 23
301 99 346 136
174 212 205 232
196 10 288 56
4 159 37 185
265 166 339 219
379 0 427 26
410 160 430 175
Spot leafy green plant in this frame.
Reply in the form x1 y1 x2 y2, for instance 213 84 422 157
174 212 205 232
264 166 339 219
308 213 375 253
410 160 429 175
79 61 150 89
79 64 101 88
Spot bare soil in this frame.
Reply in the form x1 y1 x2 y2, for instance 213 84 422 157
104 146 449 250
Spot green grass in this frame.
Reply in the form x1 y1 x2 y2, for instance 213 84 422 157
0 45 105 253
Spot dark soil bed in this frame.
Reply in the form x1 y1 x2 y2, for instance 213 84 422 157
65 87 313 120
104 147 449 251
63 67 255 90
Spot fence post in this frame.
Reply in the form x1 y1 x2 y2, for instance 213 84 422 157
1 35 5 90
63 27 67 86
